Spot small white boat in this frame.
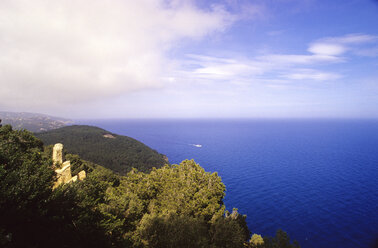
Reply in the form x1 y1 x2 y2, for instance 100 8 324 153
193 144 202 148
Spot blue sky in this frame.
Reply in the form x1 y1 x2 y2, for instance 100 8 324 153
1 0 377 118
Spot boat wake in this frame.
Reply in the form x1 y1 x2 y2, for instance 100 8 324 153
190 144 202 148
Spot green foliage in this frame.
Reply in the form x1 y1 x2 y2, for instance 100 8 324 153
145 160 226 221
43 182 111 248
0 125 55 247
211 217 245 248
136 213 209 248
1 124 300 248
36 125 167 174
262 229 300 248
225 209 251 240
245 230 300 248
249 234 265 248
98 160 250 247
209 209 250 248
65 153 93 175
0 125 112 248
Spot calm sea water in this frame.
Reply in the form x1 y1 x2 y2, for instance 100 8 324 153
78 119 378 248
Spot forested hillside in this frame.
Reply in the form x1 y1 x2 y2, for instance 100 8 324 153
36 125 167 174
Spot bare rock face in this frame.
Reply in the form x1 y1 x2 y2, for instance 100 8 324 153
52 143 63 166
68 175 78 183
52 143 86 188
103 134 116 139
78 170 86 180
54 161 72 188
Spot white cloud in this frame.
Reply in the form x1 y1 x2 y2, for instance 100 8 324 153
281 69 341 81
0 0 234 108
177 53 341 88
185 55 265 80
308 43 346 56
257 54 342 64
308 33 378 57
178 35 375 86
258 34 378 65
323 33 377 44
177 33 376 87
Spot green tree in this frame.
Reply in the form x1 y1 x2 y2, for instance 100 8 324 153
262 229 300 248
146 160 226 222
0 125 112 248
210 209 249 248
249 234 265 248
136 213 209 248
0 125 55 247
100 159 251 247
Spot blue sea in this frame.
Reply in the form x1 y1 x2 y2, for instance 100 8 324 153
78 119 378 248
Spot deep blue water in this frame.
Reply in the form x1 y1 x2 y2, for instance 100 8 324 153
77 119 378 248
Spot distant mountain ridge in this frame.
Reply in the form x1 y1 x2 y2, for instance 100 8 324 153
36 125 168 174
0 111 73 132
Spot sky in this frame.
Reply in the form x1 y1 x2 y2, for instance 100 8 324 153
0 0 377 119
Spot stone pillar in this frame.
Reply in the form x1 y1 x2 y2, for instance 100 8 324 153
53 143 63 166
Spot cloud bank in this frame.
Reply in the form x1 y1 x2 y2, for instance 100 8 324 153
0 0 233 109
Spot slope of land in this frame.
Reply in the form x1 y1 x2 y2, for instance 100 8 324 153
36 125 168 174
0 111 73 132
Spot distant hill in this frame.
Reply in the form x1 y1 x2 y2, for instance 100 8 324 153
36 125 168 174
0 111 73 132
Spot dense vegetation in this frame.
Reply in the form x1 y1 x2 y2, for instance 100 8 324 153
1 125 300 248
36 125 167 174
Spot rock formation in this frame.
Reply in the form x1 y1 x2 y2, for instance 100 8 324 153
52 143 63 166
54 161 72 187
53 143 86 188
78 170 86 180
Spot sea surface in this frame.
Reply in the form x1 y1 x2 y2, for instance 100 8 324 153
78 119 378 248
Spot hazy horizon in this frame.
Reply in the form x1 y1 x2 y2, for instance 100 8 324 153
3 110 378 121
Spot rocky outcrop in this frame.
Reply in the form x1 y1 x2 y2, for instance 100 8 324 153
55 161 72 187
78 170 86 180
52 143 63 166
53 143 86 188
